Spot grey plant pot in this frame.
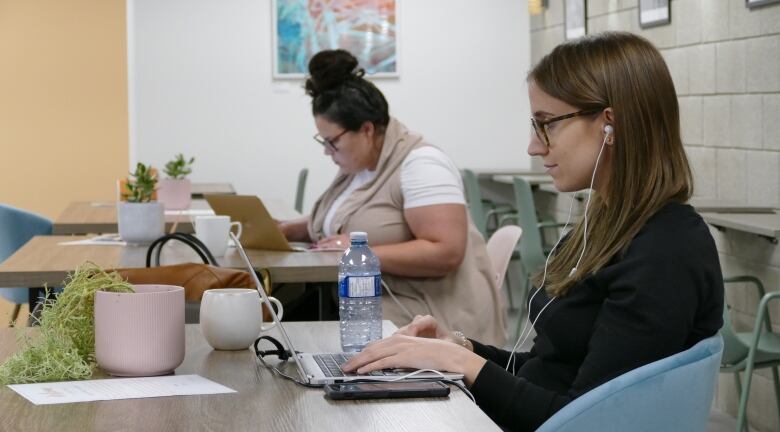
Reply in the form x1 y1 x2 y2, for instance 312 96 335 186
117 201 165 245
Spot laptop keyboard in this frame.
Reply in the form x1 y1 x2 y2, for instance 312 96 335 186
313 353 399 377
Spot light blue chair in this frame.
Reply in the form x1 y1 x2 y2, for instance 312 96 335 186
536 334 723 432
0 204 53 325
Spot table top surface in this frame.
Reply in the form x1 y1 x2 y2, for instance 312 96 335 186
0 322 499 432
0 236 340 287
53 198 300 235
190 182 236 197
700 210 780 239
491 173 554 185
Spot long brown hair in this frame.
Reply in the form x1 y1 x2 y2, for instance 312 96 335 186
529 32 693 297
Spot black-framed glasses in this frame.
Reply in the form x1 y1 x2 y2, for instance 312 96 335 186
531 108 604 147
313 129 348 151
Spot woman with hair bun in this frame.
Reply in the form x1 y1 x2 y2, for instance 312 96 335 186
278 49 506 346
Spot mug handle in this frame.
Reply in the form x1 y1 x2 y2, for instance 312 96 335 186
260 296 284 332
230 221 243 240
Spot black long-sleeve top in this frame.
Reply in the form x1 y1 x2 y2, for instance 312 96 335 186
469 202 724 431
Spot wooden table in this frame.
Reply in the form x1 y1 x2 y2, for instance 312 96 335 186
53 198 299 235
191 182 236 198
0 236 340 288
0 322 499 432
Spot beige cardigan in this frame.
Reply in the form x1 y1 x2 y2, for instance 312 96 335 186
308 118 506 346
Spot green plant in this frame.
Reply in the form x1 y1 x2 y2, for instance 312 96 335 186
0 263 134 384
124 162 157 203
164 154 195 180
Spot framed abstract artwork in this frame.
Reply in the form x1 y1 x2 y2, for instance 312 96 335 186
639 0 671 29
272 0 398 78
564 0 586 40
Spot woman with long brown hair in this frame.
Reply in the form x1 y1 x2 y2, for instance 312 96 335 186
343 32 724 431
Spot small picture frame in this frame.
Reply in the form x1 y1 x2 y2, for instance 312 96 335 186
564 0 587 40
639 0 671 29
746 0 780 9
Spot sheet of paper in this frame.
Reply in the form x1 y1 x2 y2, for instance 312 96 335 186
8 374 235 405
58 234 126 246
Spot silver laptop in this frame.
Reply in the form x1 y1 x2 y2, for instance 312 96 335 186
229 232 464 385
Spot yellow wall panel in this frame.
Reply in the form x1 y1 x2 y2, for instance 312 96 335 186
0 0 128 219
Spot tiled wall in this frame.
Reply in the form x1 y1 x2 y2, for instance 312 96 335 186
530 1 780 430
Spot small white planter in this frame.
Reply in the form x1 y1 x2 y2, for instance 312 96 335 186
157 178 191 210
117 201 165 245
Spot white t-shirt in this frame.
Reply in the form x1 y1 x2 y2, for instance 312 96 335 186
321 146 465 237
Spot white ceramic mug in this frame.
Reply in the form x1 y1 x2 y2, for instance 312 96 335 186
195 215 242 257
199 288 284 351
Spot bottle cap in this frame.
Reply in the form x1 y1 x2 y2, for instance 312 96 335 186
349 231 368 243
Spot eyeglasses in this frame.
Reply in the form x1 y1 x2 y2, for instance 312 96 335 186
313 129 348 151
531 108 604 147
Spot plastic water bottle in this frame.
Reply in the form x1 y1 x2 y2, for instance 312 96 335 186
339 231 382 352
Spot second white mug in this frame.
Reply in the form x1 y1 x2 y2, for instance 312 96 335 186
195 215 242 257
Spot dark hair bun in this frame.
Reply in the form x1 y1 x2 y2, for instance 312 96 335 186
305 49 365 97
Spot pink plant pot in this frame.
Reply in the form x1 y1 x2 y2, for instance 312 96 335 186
157 179 191 210
95 284 185 377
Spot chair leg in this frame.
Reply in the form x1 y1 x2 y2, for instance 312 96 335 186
737 369 756 432
9 304 21 327
772 367 780 430
734 373 749 432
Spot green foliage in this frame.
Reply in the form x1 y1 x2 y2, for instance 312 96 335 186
0 263 134 384
164 154 195 180
124 162 157 203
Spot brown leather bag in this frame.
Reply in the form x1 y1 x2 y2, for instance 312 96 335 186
117 263 254 302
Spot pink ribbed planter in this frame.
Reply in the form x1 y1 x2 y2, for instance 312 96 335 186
157 179 191 210
95 284 185 377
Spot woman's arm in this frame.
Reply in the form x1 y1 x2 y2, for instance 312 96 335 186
372 203 468 277
278 216 312 242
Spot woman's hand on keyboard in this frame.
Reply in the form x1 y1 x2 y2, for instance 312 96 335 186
341 334 487 387
395 315 448 340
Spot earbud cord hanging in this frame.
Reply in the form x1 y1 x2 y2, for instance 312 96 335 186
505 132 610 372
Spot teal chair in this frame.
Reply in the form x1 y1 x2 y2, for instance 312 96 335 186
536 334 723 432
498 176 566 326
721 276 780 432
295 168 308 214
460 169 514 238
0 204 53 326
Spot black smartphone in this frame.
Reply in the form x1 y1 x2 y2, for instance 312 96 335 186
324 381 450 400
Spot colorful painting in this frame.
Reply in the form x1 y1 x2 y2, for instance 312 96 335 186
273 0 398 78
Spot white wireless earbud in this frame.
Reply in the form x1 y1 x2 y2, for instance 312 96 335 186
603 124 613 135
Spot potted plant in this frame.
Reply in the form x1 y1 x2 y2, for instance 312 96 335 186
117 162 165 245
157 154 195 210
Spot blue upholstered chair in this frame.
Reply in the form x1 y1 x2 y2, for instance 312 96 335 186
0 204 53 325
535 335 723 432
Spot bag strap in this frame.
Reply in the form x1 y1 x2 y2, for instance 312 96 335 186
145 233 219 267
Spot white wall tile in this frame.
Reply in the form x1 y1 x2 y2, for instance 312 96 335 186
716 40 747 93
703 96 731 148
730 94 763 150
729 0 765 39
747 35 780 93
674 0 702 46
686 146 717 198
688 44 716 95
747 150 780 206
763 95 780 152
662 48 689 95
545 0 565 27
716 149 747 202
761 2 780 34
638 13 676 48
679 96 702 145
702 0 730 42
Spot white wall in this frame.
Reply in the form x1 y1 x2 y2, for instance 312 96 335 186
128 0 531 213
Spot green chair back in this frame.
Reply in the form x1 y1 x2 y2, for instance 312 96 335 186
511 176 547 276
295 168 308 214
460 169 488 237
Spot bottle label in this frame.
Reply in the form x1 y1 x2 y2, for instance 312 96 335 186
339 275 381 298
